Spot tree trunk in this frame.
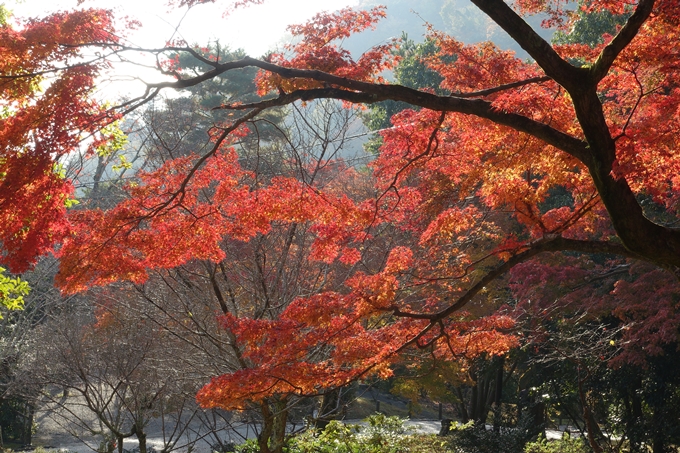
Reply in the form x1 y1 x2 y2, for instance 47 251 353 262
651 383 666 453
493 356 504 432
137 428 147 453
478 377 490 424
623 376 643 452
455 387 470 422
258 401 273 453
316 389 340 429
258 398 289 453
470 385 479 423
270 399 288 453
577 371 603 453
20 402 34 446
469 370 494 425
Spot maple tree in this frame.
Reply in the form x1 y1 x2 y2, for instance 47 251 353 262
0 8 122 272
133 95 381 452
3 1 680 450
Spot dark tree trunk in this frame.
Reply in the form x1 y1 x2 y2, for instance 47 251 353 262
270 400 288 453
578 370 603 453
493 356 504 432
651 381 667 453
258 398 288 453
470 384 479 423
137 428 147 453
316 388 340 429
19 402 34 446
455 387 470 422
623 376 644 452
258 401 273 453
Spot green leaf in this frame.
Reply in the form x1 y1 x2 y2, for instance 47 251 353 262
0 267 30 318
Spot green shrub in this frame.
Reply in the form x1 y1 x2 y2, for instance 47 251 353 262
288 420 361 453
235 414 457 453
363 413 411 451
287 414 411 453
287 413 438 453
446 418 537 453
397 434 456 453
524 434 589 453
234 438 260 453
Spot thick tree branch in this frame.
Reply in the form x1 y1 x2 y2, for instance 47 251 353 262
143 57 256 90
468 0 587 90
111 53 584 166
213 78 592 166
590 0 656 82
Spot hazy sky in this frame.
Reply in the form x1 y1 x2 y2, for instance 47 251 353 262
9 0 358 55
8 0 359 98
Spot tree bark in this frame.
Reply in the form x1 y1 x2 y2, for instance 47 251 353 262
270 399 288 453
577 369 603 453
19 402 34 446
493 356 504 432
317 388 341 429
258 398 289 453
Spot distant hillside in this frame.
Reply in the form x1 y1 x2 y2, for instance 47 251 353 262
344 0 554 60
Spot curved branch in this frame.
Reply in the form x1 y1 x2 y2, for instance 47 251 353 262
393 236 646 322
213 75 592 166
137 108 264 218
94 51 585 165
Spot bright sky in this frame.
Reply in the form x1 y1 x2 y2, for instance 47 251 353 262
8 0 359 98
10 0 358 55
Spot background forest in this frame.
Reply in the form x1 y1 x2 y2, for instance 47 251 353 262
1 0 680 453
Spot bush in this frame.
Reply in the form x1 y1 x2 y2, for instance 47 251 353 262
234 438 260 453
362 413 411 451
210 440 236 453
524 434 589 453
445 418 538 453
396 435 456 453
235 414 457 453
287 420 361 453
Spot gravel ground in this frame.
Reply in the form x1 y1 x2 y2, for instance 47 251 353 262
31 405 568 453
31 409 443 453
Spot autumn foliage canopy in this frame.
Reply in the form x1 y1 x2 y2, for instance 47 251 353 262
2 0 680 412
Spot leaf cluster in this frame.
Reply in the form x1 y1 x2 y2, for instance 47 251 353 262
0 267 30 317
